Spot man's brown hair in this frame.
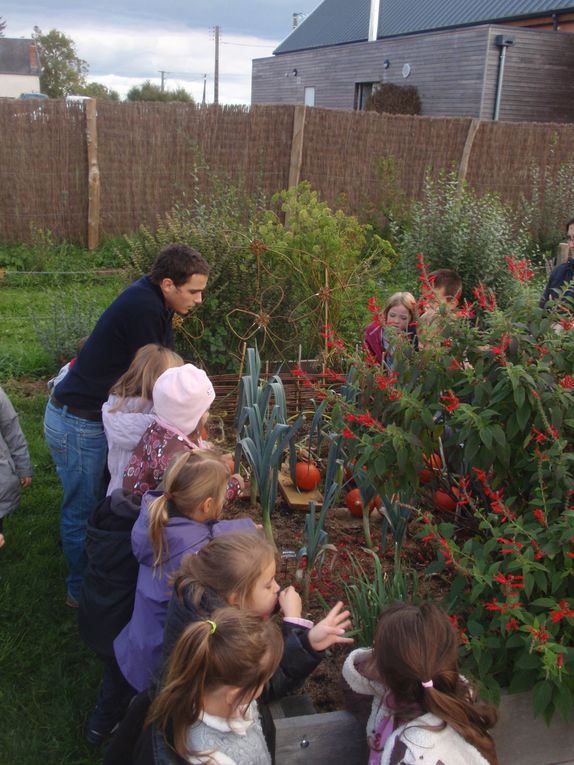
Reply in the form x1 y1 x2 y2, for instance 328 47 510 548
429 269 462 300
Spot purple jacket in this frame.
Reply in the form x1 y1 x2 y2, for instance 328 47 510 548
113 490 256 692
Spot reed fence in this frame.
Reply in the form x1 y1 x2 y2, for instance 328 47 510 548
1 99 573 246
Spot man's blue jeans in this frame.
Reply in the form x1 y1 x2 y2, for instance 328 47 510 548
44 400 108 600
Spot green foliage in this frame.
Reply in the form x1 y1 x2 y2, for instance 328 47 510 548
341 549 418 647
521 148 574 255
32 26 88 98
366 83 421 116
396 171 536 305
127 80 193 102
258 182 397 358
77 81 120 100
33 291 105 365
320 261 574 718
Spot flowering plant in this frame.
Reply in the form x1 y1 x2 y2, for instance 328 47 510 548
296 255 574 719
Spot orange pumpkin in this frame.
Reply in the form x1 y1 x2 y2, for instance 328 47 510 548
420 453 442 484
369 495 382 512
433 488 459 512
295 461 322 491
346 488 376 518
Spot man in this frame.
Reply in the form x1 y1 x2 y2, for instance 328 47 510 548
540 217 574 310
44 243 209 607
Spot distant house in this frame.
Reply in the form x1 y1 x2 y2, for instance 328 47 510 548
0 38 42 98
252 0 574 122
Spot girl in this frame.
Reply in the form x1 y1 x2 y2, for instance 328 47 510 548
342 602 499 765
87 451 255 744
364 292 418 369
0 385 33 548
103 344 184 495
123 363 241 500
108 608 284 765
163 531 353 749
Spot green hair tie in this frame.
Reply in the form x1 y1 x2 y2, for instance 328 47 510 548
206 619 217 635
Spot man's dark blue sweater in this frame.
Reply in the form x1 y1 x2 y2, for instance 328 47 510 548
540 259 574 310
55 277 174 410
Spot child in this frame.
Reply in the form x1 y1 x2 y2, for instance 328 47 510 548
418 268 462 346
0 385 33 548
364 292 418 369
107 608 284 765
123 363 241 500
91 451 256 743
163 531 353 751
342 602 499 765
102 344 184 495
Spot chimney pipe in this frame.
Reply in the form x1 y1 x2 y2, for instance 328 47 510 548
368 0 380 42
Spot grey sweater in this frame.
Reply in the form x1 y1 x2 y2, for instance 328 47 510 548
0 385 32 519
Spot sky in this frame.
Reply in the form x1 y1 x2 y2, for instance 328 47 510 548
3 1 321 103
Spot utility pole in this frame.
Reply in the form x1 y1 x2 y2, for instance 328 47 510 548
213 25 220 105
159 70 171 92
202 73 207 106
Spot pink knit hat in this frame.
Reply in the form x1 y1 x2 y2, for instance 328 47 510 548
153 364 215 435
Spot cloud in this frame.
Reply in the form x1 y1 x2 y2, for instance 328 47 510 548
4 1 319 102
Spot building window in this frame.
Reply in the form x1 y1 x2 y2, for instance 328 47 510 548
355 82 375 110
304 87 315 106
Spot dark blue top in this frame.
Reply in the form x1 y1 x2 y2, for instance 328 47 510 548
539 259 574 310
55 276 174 410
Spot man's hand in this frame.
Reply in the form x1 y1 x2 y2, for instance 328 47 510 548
20 476 32 488
308 601 353 652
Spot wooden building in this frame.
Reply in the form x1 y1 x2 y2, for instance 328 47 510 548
252 0 574 122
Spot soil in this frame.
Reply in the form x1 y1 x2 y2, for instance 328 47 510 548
224 490 443 713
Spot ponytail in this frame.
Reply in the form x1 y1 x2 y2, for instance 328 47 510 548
147 450 229 569
374 603 499 765
147 607 283 761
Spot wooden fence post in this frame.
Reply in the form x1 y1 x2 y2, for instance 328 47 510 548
86 99 101 251
457 118 481 189
288 105 307 190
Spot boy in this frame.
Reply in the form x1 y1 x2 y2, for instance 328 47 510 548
418 269 462 347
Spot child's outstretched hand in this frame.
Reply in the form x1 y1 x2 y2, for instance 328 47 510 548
20 476 32 488
308 601 353 652
278 585 302 619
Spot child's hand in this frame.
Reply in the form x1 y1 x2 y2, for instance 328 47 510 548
278 585 302 619
231 473 245 492
222 453 235 473
308 601 353 652
20 476 32 488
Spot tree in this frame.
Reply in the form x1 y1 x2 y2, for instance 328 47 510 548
0 17 6 36
127 80 193 103
32 26 88 98
77 82 120 101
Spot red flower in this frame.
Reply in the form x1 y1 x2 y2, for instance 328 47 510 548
533 508 547 527
440 389 460 413
455 300 476 319
473 284 497 312
549 599 574 624
506 255 534 283
368 296 381 316
506 617 519 633
341 427 356 440
559 375 574 389
528 626 549 644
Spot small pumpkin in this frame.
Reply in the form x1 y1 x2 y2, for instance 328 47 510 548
433 488 459 513
420 453 442 484
346 488 375 518
295 461 322 491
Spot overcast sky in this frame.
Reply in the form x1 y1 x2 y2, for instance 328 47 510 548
3 1 321 102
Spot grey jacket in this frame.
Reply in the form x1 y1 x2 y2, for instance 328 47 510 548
0 386 33 518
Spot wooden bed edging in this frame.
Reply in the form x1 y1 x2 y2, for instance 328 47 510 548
272 690 574 765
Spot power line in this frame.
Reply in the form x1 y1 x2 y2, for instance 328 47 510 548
220 41 275 48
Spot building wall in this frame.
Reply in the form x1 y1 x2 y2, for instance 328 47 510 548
0 74 41 98
253 23 574 122
253 26 491 117
481 27 574 121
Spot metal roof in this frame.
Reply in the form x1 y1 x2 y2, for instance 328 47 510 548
274 0 574 53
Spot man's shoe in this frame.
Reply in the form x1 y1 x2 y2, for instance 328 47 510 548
65 593 79 608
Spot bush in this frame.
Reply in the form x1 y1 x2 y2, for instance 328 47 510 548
366 83 421 116
396 171 539 306
300 257 574 719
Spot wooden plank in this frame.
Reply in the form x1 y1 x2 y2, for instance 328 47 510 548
86 98 101 251
458 118 481 186
288 104 306 189
278 469 323 511
274 710 368 765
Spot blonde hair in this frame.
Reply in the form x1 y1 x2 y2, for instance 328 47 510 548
383 291 417 323
173 532 276 610
109 344 184 411
148 450 229 569
147 607 283 761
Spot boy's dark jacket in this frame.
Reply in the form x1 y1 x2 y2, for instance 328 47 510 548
78 489 142 657
540 258 574 309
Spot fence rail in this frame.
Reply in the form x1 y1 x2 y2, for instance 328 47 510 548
1 100 573 246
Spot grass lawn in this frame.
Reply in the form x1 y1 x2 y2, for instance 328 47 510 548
0 385 103 764
0 267 129 763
